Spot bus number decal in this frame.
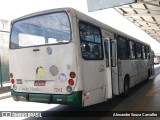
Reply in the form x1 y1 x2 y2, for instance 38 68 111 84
54 88 62 92
46 47 52 55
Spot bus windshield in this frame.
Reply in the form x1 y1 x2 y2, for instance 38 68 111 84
10 12 71 49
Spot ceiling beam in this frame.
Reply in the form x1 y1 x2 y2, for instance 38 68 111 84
138 1 160 7
140 26 160 29
138 0 160 3
115 0 160 43
132 18 160 24
151 30 160 32
140 24 160 28
146 32 160 36
124 13 160 17
116 7 160 13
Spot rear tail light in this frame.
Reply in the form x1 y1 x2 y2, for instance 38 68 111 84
11 79 15 84
70 72 76 78
66 86 72 93
67 9 71 14
68 79 74 85
10 73 15 85
10 73 13 78
66 72 76 92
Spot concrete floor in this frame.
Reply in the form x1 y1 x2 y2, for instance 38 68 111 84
1 65 160 120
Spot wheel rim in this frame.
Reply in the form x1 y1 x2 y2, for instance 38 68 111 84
124 82 128 93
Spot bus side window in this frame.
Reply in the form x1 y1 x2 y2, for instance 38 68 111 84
81 42 94 59
129 40 136 59
79 21 103 60
81 42 101 59
117 36 128 60
145 46 150 59
142 45 146 59
92 44 100 58
136 43 142 59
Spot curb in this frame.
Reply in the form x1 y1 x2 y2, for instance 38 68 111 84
0 86 11 94
0 86 11 100
0 93 11 100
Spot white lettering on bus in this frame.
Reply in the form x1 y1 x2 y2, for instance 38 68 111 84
19 87 39 91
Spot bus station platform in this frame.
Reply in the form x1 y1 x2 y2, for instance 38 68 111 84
0 65 160 120
0 83 11 100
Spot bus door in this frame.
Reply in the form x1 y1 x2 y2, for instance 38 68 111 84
111 40 119 95
103 38 112 99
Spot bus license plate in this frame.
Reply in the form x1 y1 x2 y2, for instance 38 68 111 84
34 81 46 86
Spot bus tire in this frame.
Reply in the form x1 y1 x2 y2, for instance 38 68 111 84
123 76 130 97
146 69 150 81
13 96 18 101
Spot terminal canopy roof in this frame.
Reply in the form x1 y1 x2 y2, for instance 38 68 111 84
87 0 160 43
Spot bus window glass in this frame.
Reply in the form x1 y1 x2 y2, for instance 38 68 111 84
79 22 103 60
111 41 116 67
19 33 45 46
117 37 128 60
10 12 71 49
129 41 136 59
136 43 142 59
48 38 58 44
145 46 150 59
142 45 146 59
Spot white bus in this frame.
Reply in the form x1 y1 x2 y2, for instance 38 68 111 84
9 8 154 107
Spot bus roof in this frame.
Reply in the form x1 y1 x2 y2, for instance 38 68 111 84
74 9 150 47
11 7 150 47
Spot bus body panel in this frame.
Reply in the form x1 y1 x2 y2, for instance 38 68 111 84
119 60 149 88
82 60 105 106
110 40 119 95
101 29 113 100
10 8 84 107
9 43 78 94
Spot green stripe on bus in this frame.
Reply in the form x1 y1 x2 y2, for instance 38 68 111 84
11 90 82 107
53 91 82 107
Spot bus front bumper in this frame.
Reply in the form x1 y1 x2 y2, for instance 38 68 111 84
11 89 82 107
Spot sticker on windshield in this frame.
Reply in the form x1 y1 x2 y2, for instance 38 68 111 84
46 47 52 55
